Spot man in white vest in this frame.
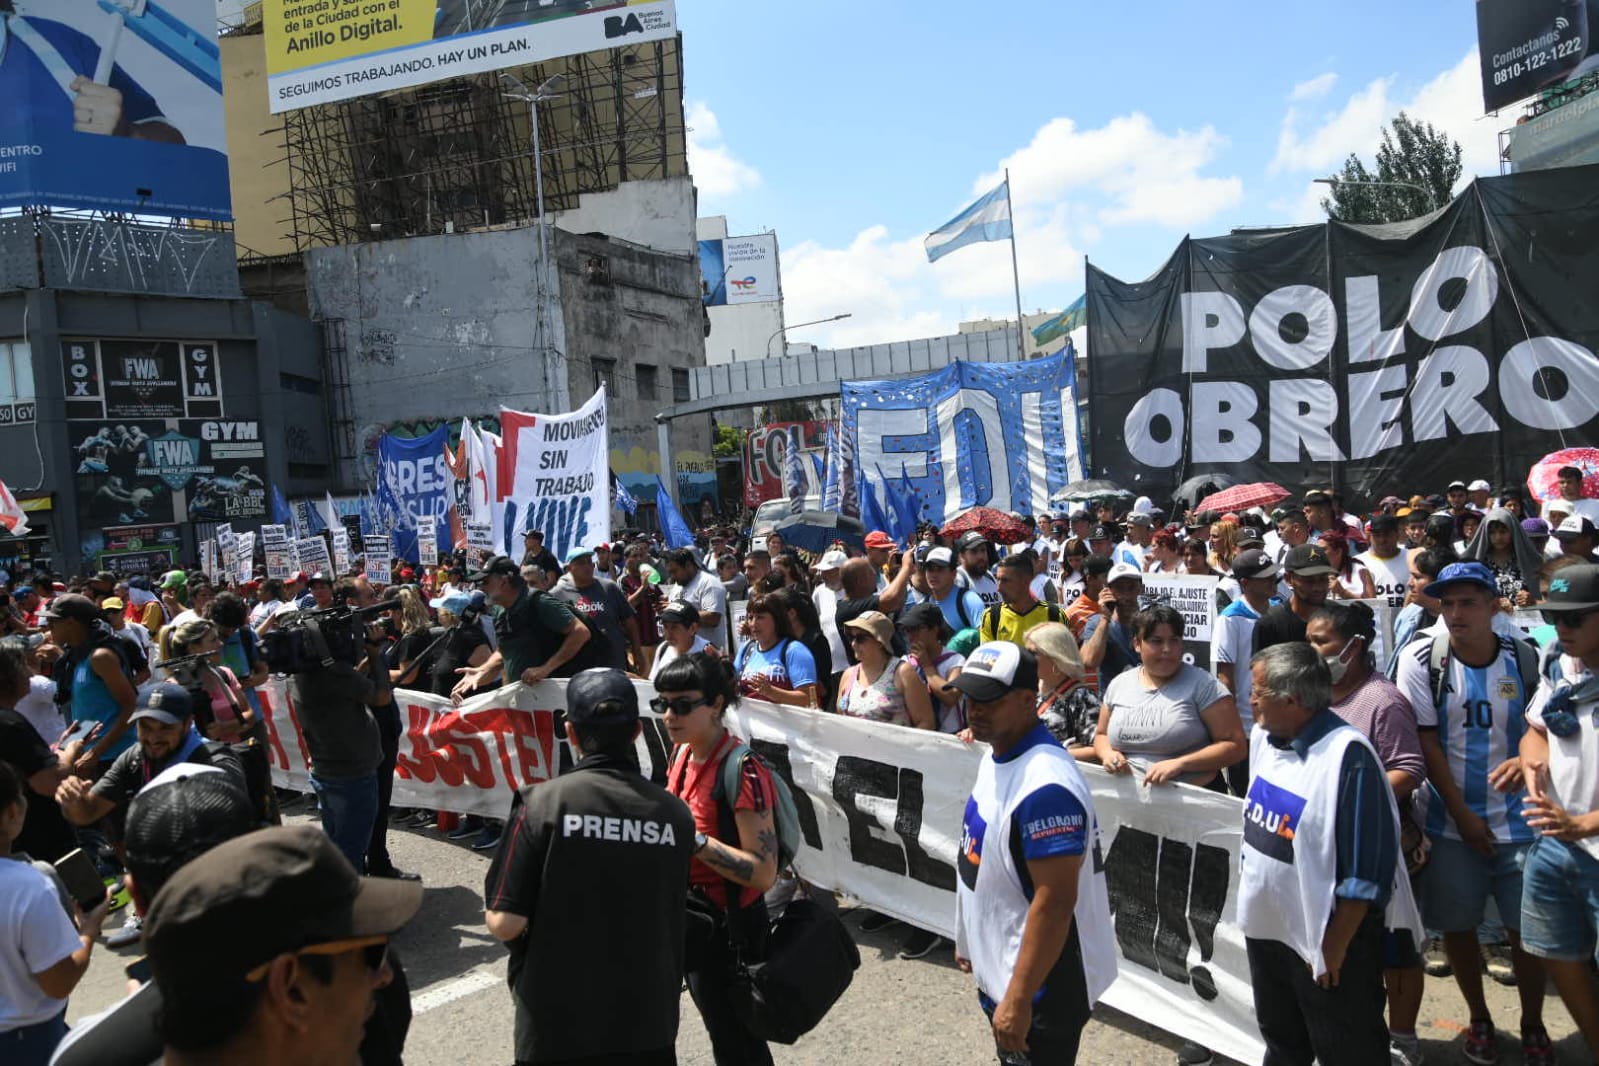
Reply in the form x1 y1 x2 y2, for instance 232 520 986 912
952 642 1117 1063
1239 642 1415 1066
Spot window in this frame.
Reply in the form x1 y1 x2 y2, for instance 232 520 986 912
672 367 691 403
592 357 617 397
280 372 322 395
635 363 657 400
0 343 36 423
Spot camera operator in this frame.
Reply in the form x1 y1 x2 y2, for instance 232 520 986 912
451 556 590 704
285 605 397 875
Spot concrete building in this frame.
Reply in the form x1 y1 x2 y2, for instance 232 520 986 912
698 216 785 368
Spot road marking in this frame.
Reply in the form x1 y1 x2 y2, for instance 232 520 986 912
410 968 501 1015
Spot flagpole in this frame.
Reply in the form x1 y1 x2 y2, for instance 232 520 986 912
1005 168 1025 359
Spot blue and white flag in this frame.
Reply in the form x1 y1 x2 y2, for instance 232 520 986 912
655 477 696 549
784 424 807 515
820 424 842 513
924 179 1013 263
614 475 638 516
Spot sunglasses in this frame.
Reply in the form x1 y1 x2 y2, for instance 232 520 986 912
650 695 712 716
847 632 874 644
1543 607 1599 628
245 935 389 982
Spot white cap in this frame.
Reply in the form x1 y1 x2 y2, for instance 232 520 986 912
924 546 955 567
1107 562 1144 584
1468 479 1491 492
816 549 848 572
1556 515 1597 538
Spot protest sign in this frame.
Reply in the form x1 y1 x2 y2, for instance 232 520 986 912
295 536 330 575
465 523 494 568
1141 574 1218 669
365 535 393 586
331 526 351 574
416 523 438 567
234 532 256 585
261 524 292 580
498 389 611 561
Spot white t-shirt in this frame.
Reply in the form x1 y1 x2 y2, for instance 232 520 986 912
960 569 1001 609
1212 598 1265 729
649 636 712 682
1357 549 1411 611
14 676 61 742
812 584 849 675
675 569 727 649
0 857 82 1030
1526 654 1599 859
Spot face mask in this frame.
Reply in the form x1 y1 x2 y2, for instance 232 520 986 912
1323 635 1362 684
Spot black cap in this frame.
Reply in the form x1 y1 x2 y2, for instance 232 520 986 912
1231 548 1282 581
1088 523 1114 541
1284 544 1335 576
1543 564 1599 612
40 593 102 624
145 826 422 996
957 530 989 550
901 601 952 638
124 766 256 891
466 554 520 581
307 571 333 587
658 600 700 626
565 667 639 727
1368 514 1399 534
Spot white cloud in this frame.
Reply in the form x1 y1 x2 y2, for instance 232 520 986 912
1290 72 1339 102
686 102 761 201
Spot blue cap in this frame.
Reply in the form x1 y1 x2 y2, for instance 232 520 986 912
1423 561 1498 599
564 545 595 565
130 682 196 726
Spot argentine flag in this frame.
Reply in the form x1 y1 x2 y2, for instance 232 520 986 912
924 180 1013 263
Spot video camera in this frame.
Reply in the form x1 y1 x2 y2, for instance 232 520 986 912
262 598 402 673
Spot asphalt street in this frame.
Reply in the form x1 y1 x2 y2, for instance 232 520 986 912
68 808 1586 1065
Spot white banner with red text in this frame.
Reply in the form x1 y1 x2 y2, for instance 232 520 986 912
258 677 1264 1065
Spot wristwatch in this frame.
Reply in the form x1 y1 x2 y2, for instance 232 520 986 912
693 831 709 853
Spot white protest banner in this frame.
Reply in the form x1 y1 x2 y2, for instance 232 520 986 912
199 540 216 581
234 532 256 585
498 388 610 561
416 523 438 567
216 523 237 579
295 536 331 575
260 524 288 549
260 676 1266 1065
365 535 393 585
465 523 494 567
1142 574 1217 669
331 527 352 574
728 598 749 660
260 525 291 578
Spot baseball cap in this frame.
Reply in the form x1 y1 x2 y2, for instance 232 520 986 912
565 667 639 727
816 549 848 573
957 531 989 551
1235 532 1266 549
1423 560 1498 599
307 571 333 587
1447 480 1468 491
1541 564 1599 613
124 765 255 889
1368 514 1399 534
1468 479 1491 492
1068 509 1091 522
564 546 595 565
901 601 951 636
1554 516 1598 540
659 600 700 626
924 546 955 568
1230 548 1281 581
523 528 544 539
129 682 196 726
144 826 422 998
466 554 520 581
429 591 470 614
1379 495 1402 507
1088 524 1114 541
843 610 895 652
12 584 32 597
160 570 188 590
40 593 102 624
1522 517 1551 538
1107 562 1143 585
1302 490 1331 506
951 642 1040 702
1284 544 1336 576
863 531 896 550
100 596 125 611
1126 513 1153 527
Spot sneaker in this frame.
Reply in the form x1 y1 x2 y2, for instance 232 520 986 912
105 910 143 949
447 816 482 840
896 928 943 960
857 910 900 934
1520 1026 1554 1066
1176 1041 1213 1066
1422 935 1452 977
1390 1034 1424 1066
1463 1019 1498 1066
471 825 503 851
1481 942 1517 986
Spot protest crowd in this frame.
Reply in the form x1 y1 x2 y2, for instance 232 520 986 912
6 466 1599 1066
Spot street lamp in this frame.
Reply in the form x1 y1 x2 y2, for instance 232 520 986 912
767 313 852 358
1313 176 1438 213
502 72 565 408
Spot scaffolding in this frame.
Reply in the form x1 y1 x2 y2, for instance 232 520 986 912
275 38 688 252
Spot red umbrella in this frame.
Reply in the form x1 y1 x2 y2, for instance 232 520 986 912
940 506 1032 546
1528 448 1599 503
1195 482 1291 514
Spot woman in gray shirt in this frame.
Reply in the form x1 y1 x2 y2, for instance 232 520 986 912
1093 604 1246 789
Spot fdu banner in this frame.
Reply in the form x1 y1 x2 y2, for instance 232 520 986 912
377 424 451 563
497 388 611 561
0 0 230 219
841 351 1085 524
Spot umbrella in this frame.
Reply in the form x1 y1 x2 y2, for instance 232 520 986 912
1173 473 1237 515
770 510 865 554
1528 448 1599 504
1195 481 1291 514
1052 479 1133 505
940 506 1033 546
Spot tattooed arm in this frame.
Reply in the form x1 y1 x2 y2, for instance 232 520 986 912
695 805 779 893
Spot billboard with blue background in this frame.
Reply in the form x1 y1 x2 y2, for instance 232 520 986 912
0 0 230 219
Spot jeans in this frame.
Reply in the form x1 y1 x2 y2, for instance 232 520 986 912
309 771 379 873
686 900 772 1066
2 1008 68 1066
367 708 402 872
1247 915 1389 1066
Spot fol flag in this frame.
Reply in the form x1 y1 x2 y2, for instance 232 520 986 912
1031 294 1085 348
0 479 27 537
924 179 1013 263
655 477 696 549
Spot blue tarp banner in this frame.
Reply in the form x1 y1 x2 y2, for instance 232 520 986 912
377 426 451 564
841 351 1085 524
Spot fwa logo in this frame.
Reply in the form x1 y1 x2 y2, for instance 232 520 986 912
146 433 202 490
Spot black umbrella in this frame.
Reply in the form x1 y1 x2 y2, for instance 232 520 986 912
1053 479 1133 505
1172 473 1238 515
771 510 866 553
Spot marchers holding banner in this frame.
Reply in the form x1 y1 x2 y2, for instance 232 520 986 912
841 350 1086 523
259 675 1266 1065
1086 165 1599 508
262 0 678 113
0 0 230 219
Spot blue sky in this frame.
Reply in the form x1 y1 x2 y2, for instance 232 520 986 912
676 0 1508 349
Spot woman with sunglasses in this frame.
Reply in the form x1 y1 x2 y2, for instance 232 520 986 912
835 611 935 729
658 653 779 1066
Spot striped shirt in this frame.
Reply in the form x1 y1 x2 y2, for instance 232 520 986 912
1396 635 1533 844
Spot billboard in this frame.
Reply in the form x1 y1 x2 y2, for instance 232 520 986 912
1477 0 1599 112
0 0 230 219
699 233 780 306
74 418 269 529
262 0 678 113
62 339 223 421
